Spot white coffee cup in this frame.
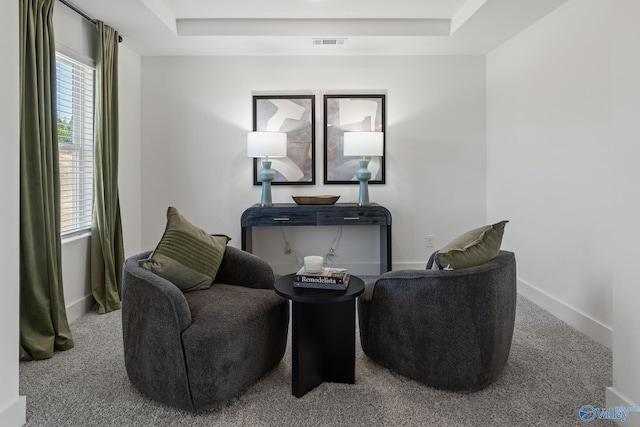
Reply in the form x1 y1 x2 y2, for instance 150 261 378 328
303 256 323 273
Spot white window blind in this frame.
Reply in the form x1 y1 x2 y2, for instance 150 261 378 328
56 52 95 235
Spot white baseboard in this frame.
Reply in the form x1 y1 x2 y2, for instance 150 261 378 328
0 396 26 427
66 294 95 324
606 388 640 427
517 278 612 349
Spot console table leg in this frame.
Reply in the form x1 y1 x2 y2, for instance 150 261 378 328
241 227 252 253
380 224 392 273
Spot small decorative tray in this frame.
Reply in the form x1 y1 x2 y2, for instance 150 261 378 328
292 195 340 205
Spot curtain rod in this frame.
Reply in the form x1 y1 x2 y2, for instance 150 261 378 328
58 0 123 43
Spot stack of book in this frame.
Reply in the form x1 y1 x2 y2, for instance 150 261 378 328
293 266 350 290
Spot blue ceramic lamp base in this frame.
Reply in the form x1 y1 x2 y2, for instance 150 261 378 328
259 160 275 207
356 158 372 206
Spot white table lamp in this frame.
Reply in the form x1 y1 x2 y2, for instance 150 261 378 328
343 132 384 205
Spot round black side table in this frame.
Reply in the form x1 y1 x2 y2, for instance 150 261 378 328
275 273 365 398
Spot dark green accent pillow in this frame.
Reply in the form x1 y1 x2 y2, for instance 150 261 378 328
434 220 508 270
139 207 230 292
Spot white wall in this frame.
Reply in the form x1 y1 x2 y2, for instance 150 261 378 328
487 0 614 348
55 3 142 322
140 55 488 275
607 0 640 419
0 1 26 426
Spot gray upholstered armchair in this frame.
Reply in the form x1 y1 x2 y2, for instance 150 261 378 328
358 250 516 391
122 246 289 412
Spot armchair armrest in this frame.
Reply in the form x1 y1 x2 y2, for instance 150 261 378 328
425 250 437 269
122 252 195 411
214 246 275 289
122 252 192 332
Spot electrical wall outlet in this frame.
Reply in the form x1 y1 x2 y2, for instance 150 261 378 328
425 235 434 247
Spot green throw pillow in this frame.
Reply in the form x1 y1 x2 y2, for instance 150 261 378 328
139 207 230 292
434 220 508 270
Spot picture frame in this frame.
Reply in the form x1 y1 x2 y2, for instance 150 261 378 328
253 95 315 185
323 94 385 184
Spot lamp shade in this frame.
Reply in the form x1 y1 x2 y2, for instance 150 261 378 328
247 132 287 158
343 132 384 157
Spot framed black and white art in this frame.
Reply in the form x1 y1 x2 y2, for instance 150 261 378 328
252 95 315 185
323 94 385 184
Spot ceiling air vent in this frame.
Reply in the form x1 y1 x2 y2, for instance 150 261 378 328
312 38 347 46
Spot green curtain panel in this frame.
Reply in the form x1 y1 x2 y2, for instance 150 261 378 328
91 21 125 314
19 0 74 361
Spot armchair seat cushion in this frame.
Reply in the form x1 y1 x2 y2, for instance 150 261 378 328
181 285 288 410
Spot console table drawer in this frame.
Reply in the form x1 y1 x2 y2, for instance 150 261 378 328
242 211 315 226
317 211 388 226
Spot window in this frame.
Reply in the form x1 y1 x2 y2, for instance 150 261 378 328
56 53 94 235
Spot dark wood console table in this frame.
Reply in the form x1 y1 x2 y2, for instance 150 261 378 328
241 203 392 274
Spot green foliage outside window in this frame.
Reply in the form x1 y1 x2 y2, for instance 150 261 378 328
57 117 72 143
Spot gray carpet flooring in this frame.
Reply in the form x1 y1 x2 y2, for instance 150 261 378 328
19 296 613 426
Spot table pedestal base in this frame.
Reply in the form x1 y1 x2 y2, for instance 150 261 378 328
291 300 356 398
